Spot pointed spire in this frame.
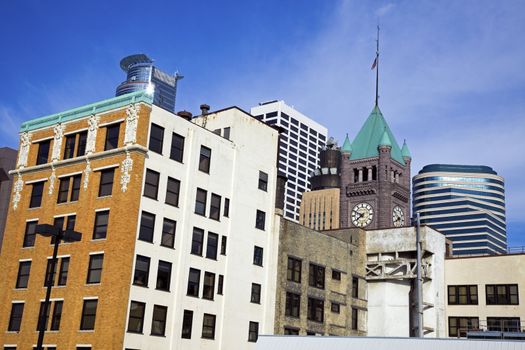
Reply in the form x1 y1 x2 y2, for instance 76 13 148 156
401 139 411 159
379 129 392 147
341 133 352 154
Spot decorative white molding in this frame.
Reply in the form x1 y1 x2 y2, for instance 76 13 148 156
17 132 32 169
48 166 56 195
86 115 100 155
83 159 91 191
51 123 65 162
12 174 24 210
120 151 133 192
124 104 140 146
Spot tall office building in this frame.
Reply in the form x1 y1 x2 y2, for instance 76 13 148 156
251 101 328 222
116 54 183 112
413 164 507 256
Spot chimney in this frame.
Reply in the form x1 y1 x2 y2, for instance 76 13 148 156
177 110 192 121
200 104 210 115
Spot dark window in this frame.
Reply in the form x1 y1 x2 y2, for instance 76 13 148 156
307 298 324 323
218 275 224 295
70 175 81 202
206 233 218 260
29 181 45 208
224 198 230 217
287 257 302 283
156 260 172 291
187 268 201 297
195 188 207 216
23 221 37 248
223 127 231 140
248 321 259 342
98 169 114 197
448 285 478 305
127 301 145 333
8 303 24 331
201 313 216 339
50 300 63 331
161 218 176 248
63 134 76 159
203 272 215 300
284 327 299 335
255 210 266 230
331 302 340 313
448 317 479 337
487 317 521 332
16 261 31 288
77 131 87 156
352 277 359 298
251 283 261 304
143 169 160 199
104 124 120 151
170 132 185 163
486 284 519 305
87 254 103 284
191 227 204 256
285 292 300 318
199 146 211 173
133 255 150 287
210 194 221 220
57 175 81 203
309 264 325 289
44 259 57 287
332 270 341 281
37 301 50 331
57 257 69 286
351 308 358 330
258 171 268 191
165 177 180 206
93 210 109 240
181 310 193 339
80 299 98 330
253 246 263 266
36 140 51 165
221 236 227 255
139 211 155 242
151 305 167 336
149 123 164 154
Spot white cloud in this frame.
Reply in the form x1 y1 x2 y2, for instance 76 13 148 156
376 3 395 17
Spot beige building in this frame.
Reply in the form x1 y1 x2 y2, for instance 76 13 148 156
445 254 525 337
299 188 340 230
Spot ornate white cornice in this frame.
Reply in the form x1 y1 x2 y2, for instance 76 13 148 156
12 174 24 210
120 151 133 192
86 115 100 155
124 104 140 146
17 132 32 169
51 123 65 162
83 159 92 191
48 165 56 195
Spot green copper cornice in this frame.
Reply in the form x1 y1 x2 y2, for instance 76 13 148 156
20 90 153 132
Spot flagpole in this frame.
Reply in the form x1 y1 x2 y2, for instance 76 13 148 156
375 25 380 107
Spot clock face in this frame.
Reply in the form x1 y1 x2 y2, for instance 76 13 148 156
392 206 405 227
351 202 374 228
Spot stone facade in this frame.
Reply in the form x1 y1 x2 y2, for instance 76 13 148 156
299 188 340 230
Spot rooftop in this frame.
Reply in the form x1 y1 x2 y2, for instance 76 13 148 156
419 164 497 175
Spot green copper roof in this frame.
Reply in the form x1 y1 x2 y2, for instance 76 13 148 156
401 140 411 159
379 129 392 147
349 105 405 165
341 133 352 153
20 90 153 132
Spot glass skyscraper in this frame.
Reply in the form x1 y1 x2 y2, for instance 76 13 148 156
413 164 506 256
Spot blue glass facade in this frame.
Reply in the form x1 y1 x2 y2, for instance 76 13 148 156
413 164 507 256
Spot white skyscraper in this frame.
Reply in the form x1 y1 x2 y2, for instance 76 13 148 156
251 101 328 222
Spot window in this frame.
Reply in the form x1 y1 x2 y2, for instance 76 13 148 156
209 194 221 220
8 302 24 331
133 255 150 287
170 132 185 162
151 305 167 336
202 313 216 339
195 188 207 216
138 211 155 242
448 285 478 305
199 146 211 173
487 317 521 332
258 171 268 191
44 257 68 287
127 301 145 333
284 327 299 335
307 298 324 323
248 321 259 342
50 300 63 331
332 270 341 281
36 140 51 165
36 301 50 331
191 228 204 256
143 169 160 199
93 210 109 240
182 310 193 339
224 198 230 217
165 177 180 206
218 275 224 295
149 123 164 154
253 246 263 266
80 299 98 330
351 308 358 330
57 257 69 286
16 261 31 288
221 236 227 255
486 284 519 305
104 124 120 151
203 272 215 300
331 302 340 313
87 254 103 284
98 169 115 197
187 268 200 297
77 131 88 156
161 218 176 248
287 257 301 283
285 292 300 317
251 283 261 304
156 260 172 291
206 233 218 260
29 181 45 208
309 264 325 289
223 127 231 140
57 174 81 203
352 277 359 298
64 134 76 159
255 210 266 230
448 317 479 337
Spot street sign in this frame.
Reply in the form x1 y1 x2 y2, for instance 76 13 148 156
63 229 82 242
35 224 60 237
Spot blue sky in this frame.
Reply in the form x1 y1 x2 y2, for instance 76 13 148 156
1 0 524 245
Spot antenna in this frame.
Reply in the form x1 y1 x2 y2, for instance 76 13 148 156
375 25 380 107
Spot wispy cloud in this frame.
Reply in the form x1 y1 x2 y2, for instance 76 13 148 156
376 3 395 17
